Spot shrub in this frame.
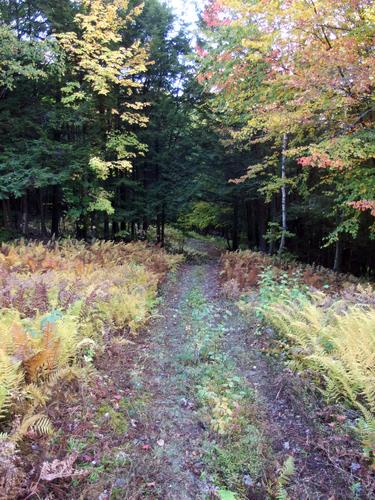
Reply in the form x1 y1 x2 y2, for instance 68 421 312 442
220 250 361 297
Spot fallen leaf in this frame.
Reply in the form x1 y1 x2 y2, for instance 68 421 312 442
39 452 87 482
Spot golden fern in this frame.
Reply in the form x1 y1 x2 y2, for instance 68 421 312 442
0 239 178 446
23 383 48 406
22 367 80 414
46 366 79 389
265 298 375 421
12 413 53 443
31 416 54 437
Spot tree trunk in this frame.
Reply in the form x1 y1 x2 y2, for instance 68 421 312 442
278 133 289 255
103 214 110 240
156 212 161 244
232 200 239 251
76 214 89 240
245 199 253 248
257 200 267 252
225 231 231 250
269 194 277 255
21 192 29 236
2 199 12 229
333 237 342 272
160 204 165 247
51 185 60 238
39 190 48 237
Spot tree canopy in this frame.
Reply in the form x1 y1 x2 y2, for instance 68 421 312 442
0 0 374 275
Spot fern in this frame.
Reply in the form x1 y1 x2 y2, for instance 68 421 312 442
356 418 375 460
0 240 179 440
0 349 22 418
31 415 54 437
46 366 79 389
264 298 375 420
276 456 295 500
23 383 48 406
12 414 53 443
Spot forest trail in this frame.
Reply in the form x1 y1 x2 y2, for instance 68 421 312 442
115 248 283 499
119 260 221 498
75 241 368 500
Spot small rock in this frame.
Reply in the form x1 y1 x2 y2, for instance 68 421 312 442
264 327 275 336
113 478 127 489
243 474 254 487
115 451 128 462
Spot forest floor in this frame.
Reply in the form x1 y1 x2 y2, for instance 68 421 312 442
43 240 373 500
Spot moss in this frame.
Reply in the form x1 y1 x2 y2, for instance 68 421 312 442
97 404 128 435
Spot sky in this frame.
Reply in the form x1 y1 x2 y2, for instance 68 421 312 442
166 0 200 28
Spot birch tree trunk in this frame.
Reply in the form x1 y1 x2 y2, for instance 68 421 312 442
278 133 289 255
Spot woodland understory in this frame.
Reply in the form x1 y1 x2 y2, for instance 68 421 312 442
0 0 374 499
0 236 374 499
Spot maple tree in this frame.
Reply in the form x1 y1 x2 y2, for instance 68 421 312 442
198 0 375 262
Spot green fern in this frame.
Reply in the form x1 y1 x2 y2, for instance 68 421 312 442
264 298 375 420
356 418 375 461
276 456 295 500
0 349 22 418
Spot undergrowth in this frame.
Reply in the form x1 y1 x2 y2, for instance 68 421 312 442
234 264 375 468
220 250 363 297
0 240 182 497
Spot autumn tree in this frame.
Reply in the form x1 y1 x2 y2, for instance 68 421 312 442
198 0 375 268
0 0 149 238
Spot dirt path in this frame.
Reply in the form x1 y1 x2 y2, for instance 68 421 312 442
66 242 373 500
121 262 212 499
101 258 258 500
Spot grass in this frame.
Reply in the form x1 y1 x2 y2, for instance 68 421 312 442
97 403 129 435
181 284 268 497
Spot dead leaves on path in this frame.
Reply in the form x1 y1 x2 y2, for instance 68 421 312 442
39 452 87 482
